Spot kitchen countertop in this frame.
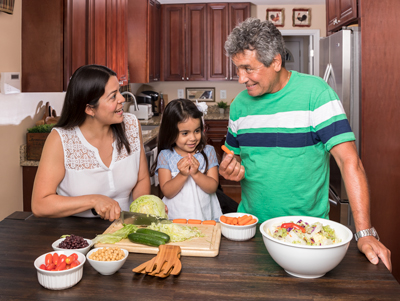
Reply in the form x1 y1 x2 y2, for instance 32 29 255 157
20 111 229 167
1 211 399 300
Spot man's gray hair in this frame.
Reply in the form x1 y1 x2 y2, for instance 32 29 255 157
225 18 286 68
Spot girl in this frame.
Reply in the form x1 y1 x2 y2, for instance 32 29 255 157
152 98 222 220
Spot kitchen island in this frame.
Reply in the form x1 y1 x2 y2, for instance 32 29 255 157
1 212 399 300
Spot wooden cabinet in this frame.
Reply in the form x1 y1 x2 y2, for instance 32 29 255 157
161 4 207 81
205 120 240 189
207 3 250 81
162 2 249 82
22 0 129 92
127 0 161 83
64 0 128 88
326 0 358 34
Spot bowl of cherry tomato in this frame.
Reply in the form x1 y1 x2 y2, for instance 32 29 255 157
34 250 86 290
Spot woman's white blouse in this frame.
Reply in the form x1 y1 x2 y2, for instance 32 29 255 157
53 113 141 217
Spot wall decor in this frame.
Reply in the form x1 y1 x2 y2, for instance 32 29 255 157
186 88 215 102
266 8 284 27
293 8 311 27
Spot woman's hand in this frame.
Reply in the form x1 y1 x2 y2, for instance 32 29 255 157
92 195 122 222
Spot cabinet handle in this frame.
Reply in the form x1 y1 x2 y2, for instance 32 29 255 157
186 77 189 80
225 77 228 80
230 77 232 80
337 19 341 23
182 77 184 80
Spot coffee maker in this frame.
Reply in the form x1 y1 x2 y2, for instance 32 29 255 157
137 90 159 116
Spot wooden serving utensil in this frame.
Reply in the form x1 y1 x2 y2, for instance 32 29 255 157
132 245 182 278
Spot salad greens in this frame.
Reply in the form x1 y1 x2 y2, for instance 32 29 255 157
269 220 340 246
147 222 203 242
130 195 168 218
92 224 138 244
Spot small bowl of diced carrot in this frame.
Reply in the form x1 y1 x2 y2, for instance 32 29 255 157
219 213 258 241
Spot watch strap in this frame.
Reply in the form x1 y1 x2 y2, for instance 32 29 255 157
354 227 379 241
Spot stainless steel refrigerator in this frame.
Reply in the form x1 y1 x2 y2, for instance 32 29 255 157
319 27 361 227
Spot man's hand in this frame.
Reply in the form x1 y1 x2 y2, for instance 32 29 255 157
357 236 392 272
219 154 245 182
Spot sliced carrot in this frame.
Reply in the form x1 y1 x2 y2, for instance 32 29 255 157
188 219 202 224
173 219 187 224
202 220 216 225
244 218 257 225
221 145 234 155
238 215 252 225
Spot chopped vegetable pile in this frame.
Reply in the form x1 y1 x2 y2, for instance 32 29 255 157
147 222 204 242
130 195 168 218
92 224 138 244
268 220 341 246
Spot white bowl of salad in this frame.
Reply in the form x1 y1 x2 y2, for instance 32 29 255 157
260 216 353 279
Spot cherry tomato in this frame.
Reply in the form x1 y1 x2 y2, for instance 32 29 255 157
45 254 53 266
59 254 67 264
46 263 56 271
65 255 75 265
52 253 59 265
55 261 66 271
70 253 78 261
69 260 80 269
39 264 47 270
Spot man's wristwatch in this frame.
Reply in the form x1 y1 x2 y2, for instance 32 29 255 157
354 227 380 241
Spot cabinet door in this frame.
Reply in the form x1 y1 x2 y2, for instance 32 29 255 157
327 0 358 33
107 0 128 86
185 4 207 81
149 0 161 82
228 3 250 80
207 3 229 81
162 5 186 81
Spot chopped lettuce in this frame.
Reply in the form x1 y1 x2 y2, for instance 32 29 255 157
147 223 203 242
130 195 168 218
92 224 138 244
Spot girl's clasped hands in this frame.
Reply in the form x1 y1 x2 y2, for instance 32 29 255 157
177 153 200 177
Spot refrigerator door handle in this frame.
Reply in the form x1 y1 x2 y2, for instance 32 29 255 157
323 63 332 82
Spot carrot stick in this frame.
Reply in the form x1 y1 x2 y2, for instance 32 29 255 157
238 214 250 222
202 220 216 225
232 217 238 225
238 215 252 225
244 218 257 225
173 219 187 224
219 215 226 223
188 219 202 224
221 145 234 155
224 217 234 224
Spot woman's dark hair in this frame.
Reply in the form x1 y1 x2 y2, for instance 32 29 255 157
56 64 130 154
150 98 208 175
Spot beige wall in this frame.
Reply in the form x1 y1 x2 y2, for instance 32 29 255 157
0 0 21 72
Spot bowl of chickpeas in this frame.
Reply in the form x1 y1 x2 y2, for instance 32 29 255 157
86 247 128 275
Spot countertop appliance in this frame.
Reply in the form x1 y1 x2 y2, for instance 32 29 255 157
138 91 159 116
129 103 153 120
319 27 360 227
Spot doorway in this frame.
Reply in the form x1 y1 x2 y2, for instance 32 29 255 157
280 29 320 77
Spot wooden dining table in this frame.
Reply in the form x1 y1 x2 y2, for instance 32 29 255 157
1 211 399 300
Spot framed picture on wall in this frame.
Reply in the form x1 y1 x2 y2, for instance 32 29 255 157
186 88 215 102
266 8 284 27
292 8 311 27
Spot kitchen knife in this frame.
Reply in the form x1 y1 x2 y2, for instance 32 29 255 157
121 211 170 226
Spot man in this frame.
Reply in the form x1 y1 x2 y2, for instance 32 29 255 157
219 18 391 271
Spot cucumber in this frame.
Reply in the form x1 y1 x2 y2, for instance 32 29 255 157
136 228 170 243
128 233 166 247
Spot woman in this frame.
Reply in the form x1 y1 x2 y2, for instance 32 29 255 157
31 65 150 221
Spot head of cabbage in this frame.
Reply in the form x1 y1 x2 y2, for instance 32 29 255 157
129 195 168 218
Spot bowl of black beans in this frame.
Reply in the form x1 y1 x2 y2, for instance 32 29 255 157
52 235 93 255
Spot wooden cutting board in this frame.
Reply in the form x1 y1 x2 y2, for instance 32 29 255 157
94 220 221 257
